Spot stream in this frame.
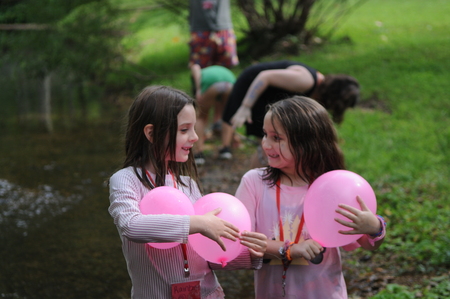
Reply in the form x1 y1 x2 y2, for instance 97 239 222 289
0 123 255 298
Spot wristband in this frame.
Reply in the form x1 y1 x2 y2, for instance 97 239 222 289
278 240 292 262
367 215 386 246
285 242 295 262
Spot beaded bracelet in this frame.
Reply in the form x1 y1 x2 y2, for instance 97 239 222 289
285 242 295 262
367 215 387 246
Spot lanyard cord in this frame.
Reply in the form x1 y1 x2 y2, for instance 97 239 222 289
276 179 305 243
276 179 305 297
145 169 190 276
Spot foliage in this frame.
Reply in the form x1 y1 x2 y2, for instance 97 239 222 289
0 0 149 130
0 0 124 79
149 0 368 59
56 2 124 82
372 275 450 299
236 0 368 58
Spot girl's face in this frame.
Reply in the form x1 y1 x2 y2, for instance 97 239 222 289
170 104 198 163
262 111 295 174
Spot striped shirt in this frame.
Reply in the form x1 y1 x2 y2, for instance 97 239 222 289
109 167 261 298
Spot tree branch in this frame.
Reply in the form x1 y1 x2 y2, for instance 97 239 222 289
0 24 49 30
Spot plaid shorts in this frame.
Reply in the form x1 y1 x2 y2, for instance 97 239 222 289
189 29 239 68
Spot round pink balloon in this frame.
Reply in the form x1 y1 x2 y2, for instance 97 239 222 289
188 192 251 267
304 170 377 248
139 186 194 249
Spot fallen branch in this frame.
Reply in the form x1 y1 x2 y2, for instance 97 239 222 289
0 24 49 31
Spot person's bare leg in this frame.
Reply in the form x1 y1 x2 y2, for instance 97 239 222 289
218 121 235 159
195 88 216 154
195 116 208 153
212 85 231 137
221 122 234 149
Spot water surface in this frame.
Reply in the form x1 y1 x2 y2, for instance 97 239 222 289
0 123 254 298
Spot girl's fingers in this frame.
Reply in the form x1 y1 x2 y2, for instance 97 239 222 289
224 222 240 234
240 231 266 240
248 248 264 257
240 237 266 248
337 203 359 214
338 196 368 214
334 217 352 226
208 207 222 215
336 208 357 220
239 231 267 254
338 228 359 235
356 196 370 211
222 232 237 242
240 240 263 251
215 238 226 251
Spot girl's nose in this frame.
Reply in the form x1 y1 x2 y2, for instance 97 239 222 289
191 130 199 143
261 136 271 150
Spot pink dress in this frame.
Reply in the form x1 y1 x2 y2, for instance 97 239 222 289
236 168 349 299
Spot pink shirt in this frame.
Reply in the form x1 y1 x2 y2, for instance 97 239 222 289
109 167 260 299
236 169 348 299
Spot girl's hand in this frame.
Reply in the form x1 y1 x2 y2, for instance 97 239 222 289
189 208 240 251
335 196 381 235
290 239 323 260
239 231 267 258
231 106 252 128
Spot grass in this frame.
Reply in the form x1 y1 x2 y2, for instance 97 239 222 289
117 0 450 296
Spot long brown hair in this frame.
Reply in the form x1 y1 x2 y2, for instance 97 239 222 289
317 74 360 124
262 96 345 187
123 85 201 190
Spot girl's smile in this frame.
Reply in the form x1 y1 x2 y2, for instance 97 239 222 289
262 111 295 175
174 104 198 162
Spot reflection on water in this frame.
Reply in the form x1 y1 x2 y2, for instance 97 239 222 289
0 179 82 234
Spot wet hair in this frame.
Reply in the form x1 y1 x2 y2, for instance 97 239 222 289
262 96 345 187
123 85 200 190
316 74 360 124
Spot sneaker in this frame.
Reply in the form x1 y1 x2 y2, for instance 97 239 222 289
218 147 232 160
194 152 206 166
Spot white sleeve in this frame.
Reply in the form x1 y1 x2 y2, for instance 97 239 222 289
108 170 190 244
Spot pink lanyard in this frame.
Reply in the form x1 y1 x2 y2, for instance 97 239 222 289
145 170 190 276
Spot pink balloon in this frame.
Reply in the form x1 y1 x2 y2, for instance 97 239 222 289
304 170 377 248
139 186 194 249
188 192 251 267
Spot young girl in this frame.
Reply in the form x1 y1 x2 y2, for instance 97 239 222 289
235 96 386 298
108 85 267 299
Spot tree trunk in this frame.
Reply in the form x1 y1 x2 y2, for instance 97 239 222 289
15 67 29 125
42 72 53 133
237 0 317 59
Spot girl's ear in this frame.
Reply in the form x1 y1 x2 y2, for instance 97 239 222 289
144 124 154 143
